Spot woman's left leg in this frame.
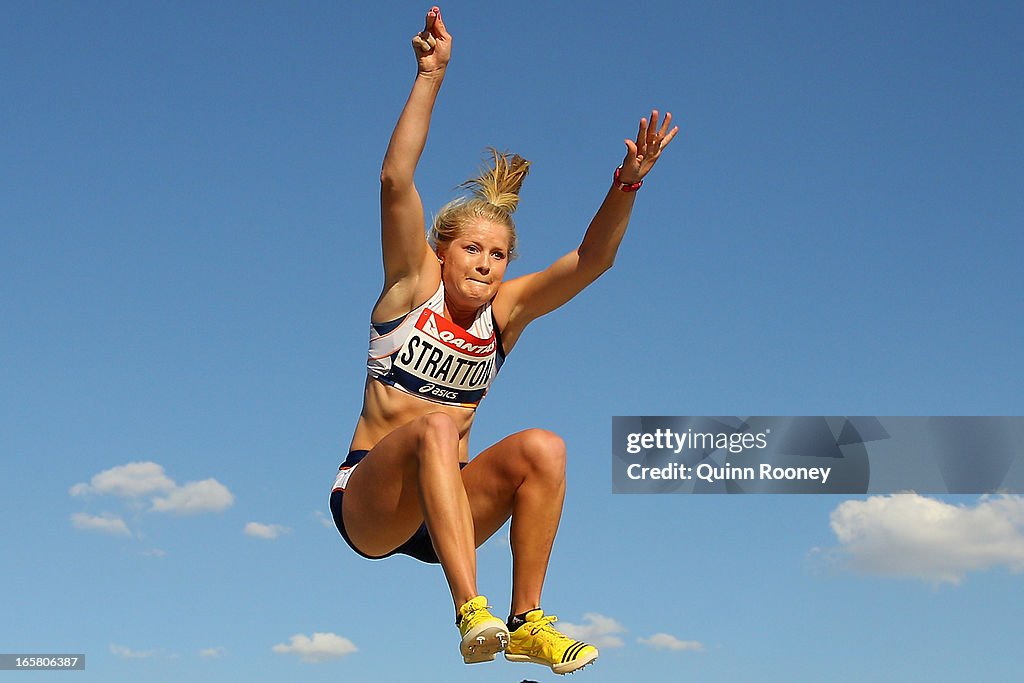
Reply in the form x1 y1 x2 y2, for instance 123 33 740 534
460 428 567 616
462 428 600 674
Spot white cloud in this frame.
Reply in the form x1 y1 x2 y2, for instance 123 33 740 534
638 633 704 651
150 479 234 515
557 613 626 649
71 512 131 537
272 632 357 663
71 461 234 527
315 511 336 529
110 644 159 659
70 461 175 498
199 647 226 658
827 494 1024 584
245 522 291 539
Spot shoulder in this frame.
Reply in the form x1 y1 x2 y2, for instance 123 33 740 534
372 260 443 323
490 272 539 353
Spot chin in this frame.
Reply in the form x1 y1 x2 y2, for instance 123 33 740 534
468 288 498 306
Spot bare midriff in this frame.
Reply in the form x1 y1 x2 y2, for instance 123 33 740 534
348 376 476 462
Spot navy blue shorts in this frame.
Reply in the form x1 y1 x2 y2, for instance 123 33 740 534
330 450 466 565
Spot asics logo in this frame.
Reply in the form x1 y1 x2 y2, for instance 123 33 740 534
419 384 459 401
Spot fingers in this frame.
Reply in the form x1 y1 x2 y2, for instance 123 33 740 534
658 111 672 136
622 108 680 181
637 109 681 155
655 111 679 149
635 116 649 146
412 34 435 53
412 7 447 53
623 138 639 160
432 6 450 38
424 6 449 40
413 8 439 53
662 124 680 148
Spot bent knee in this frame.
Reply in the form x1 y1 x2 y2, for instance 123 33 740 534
519 428 567 475
416 411 460 437
414 412 461 454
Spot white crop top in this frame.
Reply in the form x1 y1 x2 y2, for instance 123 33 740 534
367 282 505 408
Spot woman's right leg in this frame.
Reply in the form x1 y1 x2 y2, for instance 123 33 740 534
341 412 478 610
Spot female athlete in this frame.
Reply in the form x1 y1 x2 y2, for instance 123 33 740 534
330 6 678 675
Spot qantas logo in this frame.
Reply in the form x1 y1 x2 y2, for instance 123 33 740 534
438 329 493 354
422 314 440 338
419 311 495 356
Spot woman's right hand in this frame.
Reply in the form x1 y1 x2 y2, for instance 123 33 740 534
411 6 451 76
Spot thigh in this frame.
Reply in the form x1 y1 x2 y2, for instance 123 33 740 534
461 428 566 547
341 421 432 557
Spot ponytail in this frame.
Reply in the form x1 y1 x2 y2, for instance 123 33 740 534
431 148 531 260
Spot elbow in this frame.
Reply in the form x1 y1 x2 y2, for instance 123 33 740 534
379 164 413 192
577 248 616 278
577 245 614 274
379 169 399 191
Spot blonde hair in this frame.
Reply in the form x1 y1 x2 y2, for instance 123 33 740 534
430 148 531 260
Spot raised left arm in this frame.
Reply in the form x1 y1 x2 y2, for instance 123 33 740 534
494 110 679 351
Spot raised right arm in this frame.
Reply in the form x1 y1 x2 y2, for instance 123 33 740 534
378 7 451 301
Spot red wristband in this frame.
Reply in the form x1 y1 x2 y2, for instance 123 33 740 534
613 166 643 192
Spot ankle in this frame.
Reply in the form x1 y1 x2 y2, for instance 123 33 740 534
507 607 540 631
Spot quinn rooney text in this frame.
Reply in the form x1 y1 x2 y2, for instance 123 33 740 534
626 462 832 484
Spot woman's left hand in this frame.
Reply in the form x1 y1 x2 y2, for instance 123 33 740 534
619 110 679 184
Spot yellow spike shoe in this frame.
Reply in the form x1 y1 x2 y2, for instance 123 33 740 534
457 596 509 664
505 609 599 675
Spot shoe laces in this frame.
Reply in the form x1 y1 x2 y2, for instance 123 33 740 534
460 598 494 624
531 615 573 643
466 601 492 614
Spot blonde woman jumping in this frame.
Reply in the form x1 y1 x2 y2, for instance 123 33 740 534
330 6 678 675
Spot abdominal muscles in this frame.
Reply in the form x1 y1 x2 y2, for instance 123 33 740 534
349 377 476 460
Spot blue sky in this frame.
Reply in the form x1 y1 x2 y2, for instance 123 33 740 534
2 1 1022 681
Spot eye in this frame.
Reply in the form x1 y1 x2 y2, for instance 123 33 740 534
465 244 480 254
491 250 506 260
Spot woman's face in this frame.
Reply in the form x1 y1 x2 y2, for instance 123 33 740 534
438 219 512 308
